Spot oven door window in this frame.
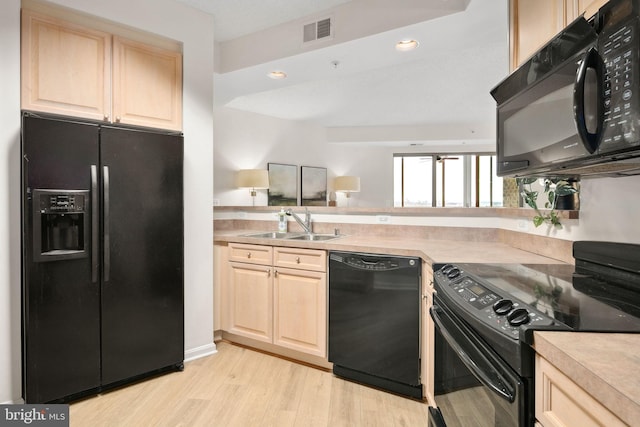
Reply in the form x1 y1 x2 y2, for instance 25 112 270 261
430 303 526 427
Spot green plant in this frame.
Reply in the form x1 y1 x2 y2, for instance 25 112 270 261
516 177 579 228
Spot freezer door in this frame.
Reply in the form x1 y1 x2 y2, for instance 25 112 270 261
21 114 101 403
99 126 184 385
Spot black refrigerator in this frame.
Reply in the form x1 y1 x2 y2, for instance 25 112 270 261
21 112 184 403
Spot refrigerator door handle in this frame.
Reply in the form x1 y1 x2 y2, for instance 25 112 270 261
91 165 99 283
103 166 110 282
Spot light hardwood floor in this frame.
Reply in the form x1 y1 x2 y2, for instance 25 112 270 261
70 341 429 426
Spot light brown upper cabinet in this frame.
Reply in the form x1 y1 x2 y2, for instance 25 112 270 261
21 9 183 131
111 37 182 131
578 0 609 18
510 0 609 71
510 0 569 70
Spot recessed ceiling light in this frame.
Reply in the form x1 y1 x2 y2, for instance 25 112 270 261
268 71 287 79
395 39 419 52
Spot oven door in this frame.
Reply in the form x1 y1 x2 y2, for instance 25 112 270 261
428 301 529 427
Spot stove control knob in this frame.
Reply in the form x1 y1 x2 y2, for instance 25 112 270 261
441 264 454 274
492 299 513 315
447 268 461 279
507 308 530 326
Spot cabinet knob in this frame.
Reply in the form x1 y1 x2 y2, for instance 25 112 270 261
103 115 110 121
296 257 301 264
247 252 251 259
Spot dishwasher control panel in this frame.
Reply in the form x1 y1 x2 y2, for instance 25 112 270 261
329 252 417 271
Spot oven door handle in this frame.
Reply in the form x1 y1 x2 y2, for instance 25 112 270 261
430 305 516 403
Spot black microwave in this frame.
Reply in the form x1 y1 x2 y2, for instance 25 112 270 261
491 0 640 177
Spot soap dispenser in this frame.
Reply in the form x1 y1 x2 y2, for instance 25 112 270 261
278 209 287 232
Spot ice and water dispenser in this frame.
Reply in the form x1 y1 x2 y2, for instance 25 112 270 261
32 189 89 262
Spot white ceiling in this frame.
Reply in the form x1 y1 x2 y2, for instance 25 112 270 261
173 0 509 147
176 0 354 42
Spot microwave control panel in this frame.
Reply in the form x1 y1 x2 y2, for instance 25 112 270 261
599 12 640 153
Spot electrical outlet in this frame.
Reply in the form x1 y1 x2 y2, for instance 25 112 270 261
376 215 391 224
517 219 528 231
237 211 248 219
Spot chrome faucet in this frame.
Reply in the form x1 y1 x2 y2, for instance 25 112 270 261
285 208 312 234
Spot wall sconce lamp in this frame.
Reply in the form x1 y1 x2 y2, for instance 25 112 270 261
334 176 360 206
236 169 269 206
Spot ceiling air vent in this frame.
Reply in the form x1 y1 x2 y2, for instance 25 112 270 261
303 17 332 43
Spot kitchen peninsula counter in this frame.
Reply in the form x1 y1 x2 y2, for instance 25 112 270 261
213 230 567 265
534 331 640 426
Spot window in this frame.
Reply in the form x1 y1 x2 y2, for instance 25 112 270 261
394 154 503 207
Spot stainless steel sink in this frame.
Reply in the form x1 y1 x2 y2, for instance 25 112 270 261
242 231 342 241
287 234 340 241
242 232 300 239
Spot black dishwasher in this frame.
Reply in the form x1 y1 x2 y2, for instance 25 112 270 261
328 251 422 399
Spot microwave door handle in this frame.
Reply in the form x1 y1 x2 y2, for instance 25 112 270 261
574 47 605 154
430 305 516 403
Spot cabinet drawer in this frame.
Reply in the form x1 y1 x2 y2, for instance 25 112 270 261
274 247 326 272
535 355 625 427
229 243 272 265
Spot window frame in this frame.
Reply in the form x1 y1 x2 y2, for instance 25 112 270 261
393 152 501 208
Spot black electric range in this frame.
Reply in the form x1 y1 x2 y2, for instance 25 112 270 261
429 241 640 427
432 241 640 377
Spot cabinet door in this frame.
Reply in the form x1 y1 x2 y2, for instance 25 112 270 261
579 0 608 18
228 243 273 266
535 354 626 427
214 243 228 332
510 0 567 70
112 37 183 131
228 262 273 343
421 264 436 406
21 10 111 121
274 247 326 272
273 267 327 357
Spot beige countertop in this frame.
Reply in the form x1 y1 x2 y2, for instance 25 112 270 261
534 331 640 425
214 230 566 265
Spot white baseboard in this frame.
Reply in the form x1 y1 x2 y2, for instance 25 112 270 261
184 342 217 362
1 398 25 404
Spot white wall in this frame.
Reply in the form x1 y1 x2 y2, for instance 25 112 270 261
0 0 23 405
213 107 393 207
0 0 215 403
573 175 640 243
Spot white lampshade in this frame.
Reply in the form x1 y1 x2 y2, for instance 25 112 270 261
236 169 269 206
236 169 269 189
334 176 360 193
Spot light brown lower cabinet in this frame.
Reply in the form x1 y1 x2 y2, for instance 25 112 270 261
224 243 327 358
228 260 274 343
535 354 625 426
273 266 326 357
421 263 436 405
